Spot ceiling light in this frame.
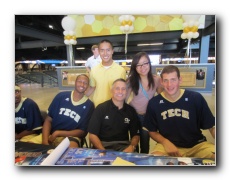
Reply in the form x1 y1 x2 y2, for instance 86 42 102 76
42 47 47 51
76 47 85 50
48 25 53 29
137 43 163 46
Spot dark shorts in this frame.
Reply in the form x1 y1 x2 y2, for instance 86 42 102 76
68 137 80 146
101 141 130 151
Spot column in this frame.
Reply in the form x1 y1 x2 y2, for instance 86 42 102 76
66 45 74 66
199 35 210 63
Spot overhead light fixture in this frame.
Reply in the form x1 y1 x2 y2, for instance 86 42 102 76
48 25 53 29
137 43 163 46
42 47 47 51
76 47 85 50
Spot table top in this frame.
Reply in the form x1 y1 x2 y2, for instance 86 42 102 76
15 142 215 166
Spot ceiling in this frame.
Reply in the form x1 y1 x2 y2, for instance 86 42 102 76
15 15 215 61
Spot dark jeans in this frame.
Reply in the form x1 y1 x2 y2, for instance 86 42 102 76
138 114 150 154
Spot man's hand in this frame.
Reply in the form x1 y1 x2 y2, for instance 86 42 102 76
48 131 59 144
162 139 182 157
123 145 135 153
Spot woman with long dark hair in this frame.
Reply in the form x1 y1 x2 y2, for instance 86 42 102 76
126 52 163 153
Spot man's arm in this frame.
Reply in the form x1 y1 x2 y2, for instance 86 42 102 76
49 129 87 143
42 116 52 145
85 86 96 97
89 133 105 150
123 135 139 153
15 130 36 140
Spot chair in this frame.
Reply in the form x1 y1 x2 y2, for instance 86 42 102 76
80 137 89 148
135 144 140 153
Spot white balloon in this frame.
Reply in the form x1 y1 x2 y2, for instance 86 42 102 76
69 30 75 36
73 40 77 45
125 15 130 21
181 33 187 39
61 16 76 31
120 26 125 32
70 39 75 44
119 15 124 22
130 15 135 22
128 29 133 33
188 20 194 27
187 32 193 39
192 32 199 39
182 15 201 22
124 25 130 31
183 22 188 28
63 30 69 36
129 26 134 32
64 39 70 45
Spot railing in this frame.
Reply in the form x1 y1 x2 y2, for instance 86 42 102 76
15 71 58 87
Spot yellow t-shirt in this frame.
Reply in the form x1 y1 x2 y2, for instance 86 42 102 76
90 61 126 107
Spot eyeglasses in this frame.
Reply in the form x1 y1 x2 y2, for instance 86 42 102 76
136 62 150 69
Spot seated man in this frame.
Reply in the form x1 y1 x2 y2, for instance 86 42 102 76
88 78 140 153
15 84 43 142
143 65 215 159
34 74 94 148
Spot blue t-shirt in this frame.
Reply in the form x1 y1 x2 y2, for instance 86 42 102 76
143 90 215 148
15 98 43 134
48 91 94 134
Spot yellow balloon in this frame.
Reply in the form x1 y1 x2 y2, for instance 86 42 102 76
183 27 190 33
122 20 126 26
191 26 198 32
65 35 71 40
128 20 132 26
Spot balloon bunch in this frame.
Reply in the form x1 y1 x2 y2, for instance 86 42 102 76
181 15 201 40
61 16 77 45
119 15 135 34
181 15 201 65
119 15 135 54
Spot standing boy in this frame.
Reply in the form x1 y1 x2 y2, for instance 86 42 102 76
85 39 126 107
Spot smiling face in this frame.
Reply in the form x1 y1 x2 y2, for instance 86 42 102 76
111 79 127 102
99 41 114 66
161 71 182 100
135 55 150 76
75 75 89 94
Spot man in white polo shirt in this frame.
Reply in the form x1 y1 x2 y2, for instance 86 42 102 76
85 44 102 73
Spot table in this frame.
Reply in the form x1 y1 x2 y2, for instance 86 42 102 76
15 141 215 166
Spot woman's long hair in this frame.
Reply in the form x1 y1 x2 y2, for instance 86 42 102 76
127 52 154 95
